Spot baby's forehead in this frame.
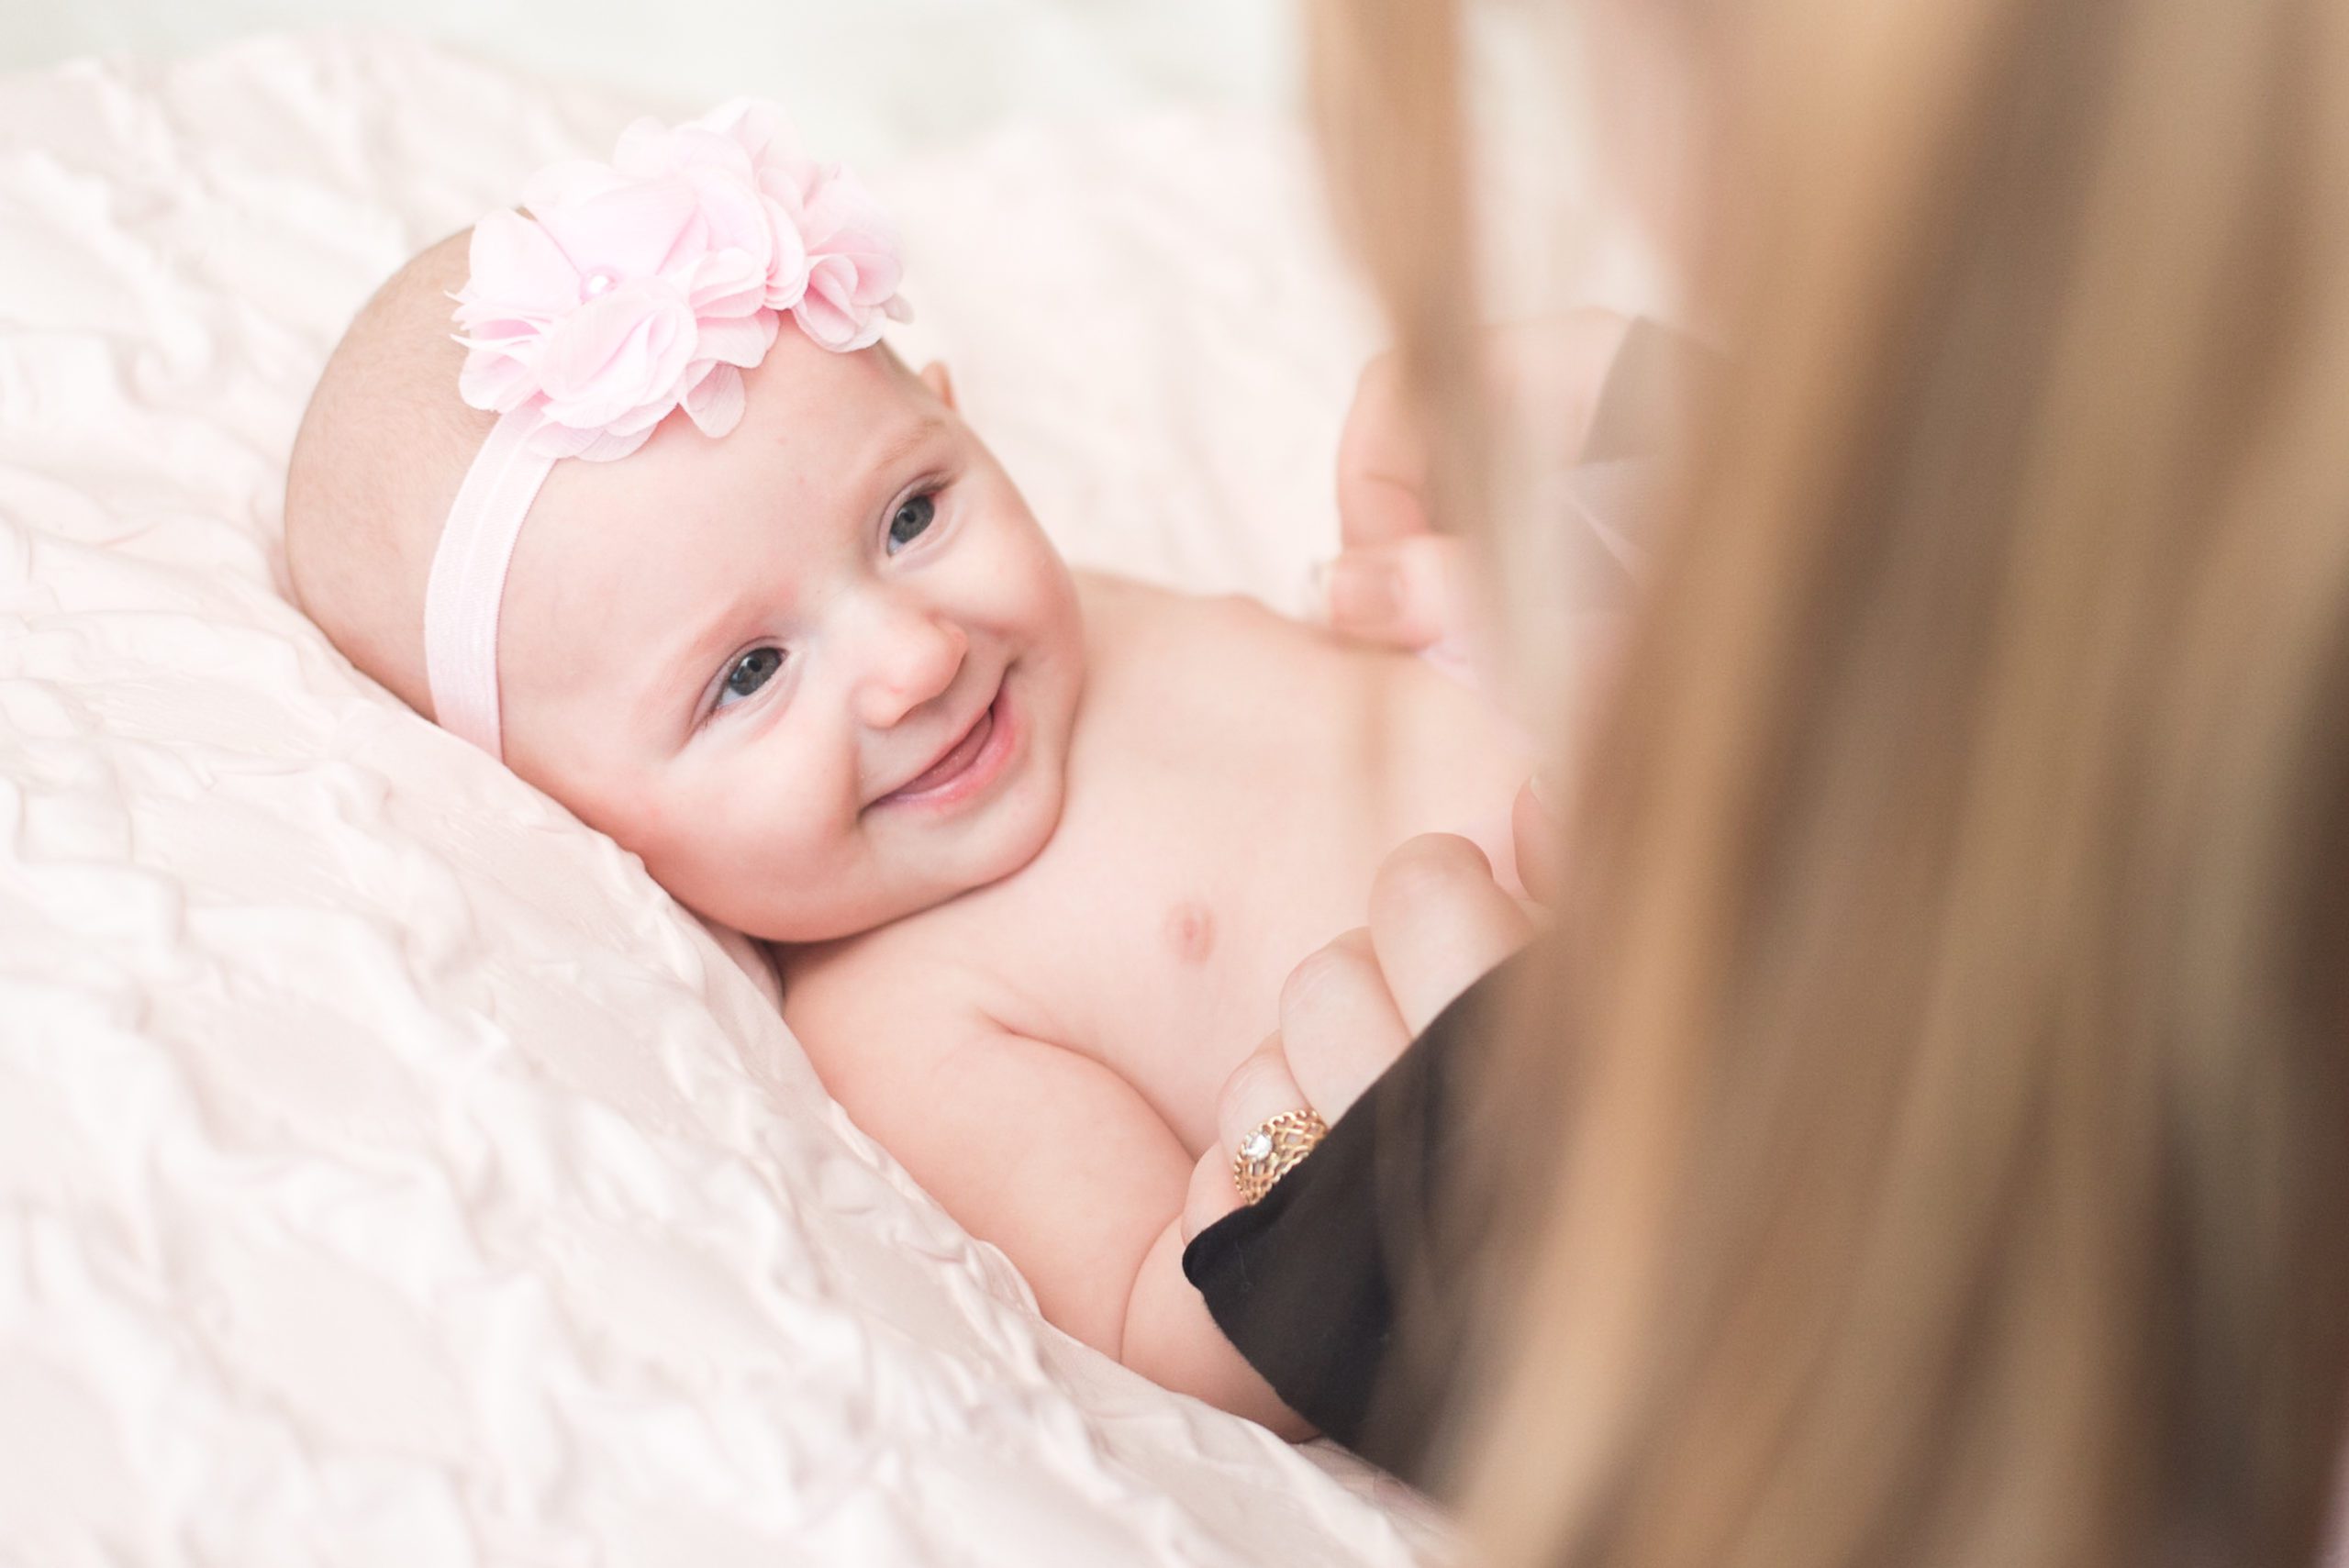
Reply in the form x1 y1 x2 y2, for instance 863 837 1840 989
544 335 930 542
742 328 929 440
503 337 941 651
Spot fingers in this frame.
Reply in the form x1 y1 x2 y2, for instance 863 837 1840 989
1332 312 1634 562
1181 1142 1241 1242
1216 1033 1312 1158
1205 923 1418 1224
1198 844 1530 1229
1513 777 1563 906
1508 610 1625 906
1368 834 1536 1034
1275 929 1412 1123
1314 533 1466 651
1326 349 1455 651
1335 350 1430 550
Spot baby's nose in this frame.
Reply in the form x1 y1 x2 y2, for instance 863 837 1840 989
852 606 969 729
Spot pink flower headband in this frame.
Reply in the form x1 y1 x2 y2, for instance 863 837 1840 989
425 98 909 757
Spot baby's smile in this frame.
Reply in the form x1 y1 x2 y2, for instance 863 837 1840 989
871 675 1017 811
483 328 1087 946
277 109 1537 1430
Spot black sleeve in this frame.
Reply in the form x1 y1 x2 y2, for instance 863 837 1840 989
1179 956 1517 1484
1179 317 1712 1478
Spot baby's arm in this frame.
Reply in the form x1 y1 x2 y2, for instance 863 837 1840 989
789 979 1308 1435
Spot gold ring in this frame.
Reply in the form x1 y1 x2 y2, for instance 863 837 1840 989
1230 1107 1330 1204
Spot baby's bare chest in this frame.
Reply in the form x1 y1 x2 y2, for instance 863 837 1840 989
951 682 1516 1148
786 588 1528 1156
949 799 1382 1152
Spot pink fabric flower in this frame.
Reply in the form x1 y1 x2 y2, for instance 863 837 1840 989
793 164 914 351
701 98 914 350
451 99 906 461
697 97 817 311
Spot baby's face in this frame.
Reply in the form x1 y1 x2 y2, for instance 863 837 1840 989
493 331 1083 943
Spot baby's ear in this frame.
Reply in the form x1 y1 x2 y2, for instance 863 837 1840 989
918 360 957 410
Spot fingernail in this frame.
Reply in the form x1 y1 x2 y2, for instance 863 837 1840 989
1305 558 1335 623
1327 557 1399 624
1527 768 1565 818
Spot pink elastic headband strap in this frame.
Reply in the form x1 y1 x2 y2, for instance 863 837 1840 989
423 407 558 758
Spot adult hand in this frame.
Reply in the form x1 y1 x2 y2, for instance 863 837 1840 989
1184 834 1537 1240
1319 308 1633 651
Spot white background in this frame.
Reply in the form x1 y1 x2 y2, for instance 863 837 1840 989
0 0 1301 161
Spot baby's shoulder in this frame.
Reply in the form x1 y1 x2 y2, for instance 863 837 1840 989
780 914 954 1025
1074 568 1293 639
774 910 1029 1080
1074 569 1370 695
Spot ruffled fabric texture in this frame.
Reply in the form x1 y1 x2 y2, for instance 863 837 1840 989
451 97 912 460
2 32 1467 1565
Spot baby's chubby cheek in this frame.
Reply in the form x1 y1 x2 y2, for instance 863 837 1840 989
593 708 1065 944
617 782 829 927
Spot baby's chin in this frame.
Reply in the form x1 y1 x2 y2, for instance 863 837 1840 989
727 840 1052 949
728 748 1070 947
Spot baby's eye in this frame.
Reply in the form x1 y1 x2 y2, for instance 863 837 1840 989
885 492 936 555
717 646 784 710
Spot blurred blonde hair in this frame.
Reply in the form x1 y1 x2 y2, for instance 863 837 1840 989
1308 0 2349 1563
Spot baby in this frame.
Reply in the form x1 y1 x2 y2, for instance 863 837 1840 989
284 103 1528 1430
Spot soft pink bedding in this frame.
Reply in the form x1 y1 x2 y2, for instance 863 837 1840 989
0 34 1447 1566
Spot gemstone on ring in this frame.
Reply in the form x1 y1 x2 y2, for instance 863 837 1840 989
1230 1107 1330 1205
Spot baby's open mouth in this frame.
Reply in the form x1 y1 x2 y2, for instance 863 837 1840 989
877 680 1012 808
